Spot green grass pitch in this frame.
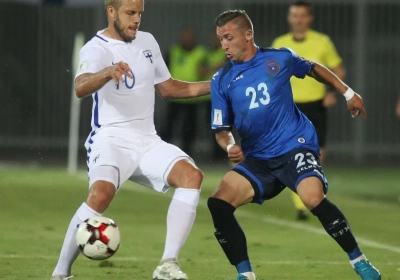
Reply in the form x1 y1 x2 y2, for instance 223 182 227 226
0 166 399 279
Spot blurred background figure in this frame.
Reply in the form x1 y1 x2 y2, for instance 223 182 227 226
271 1 345 221
161 27 208 159
201 32 228 162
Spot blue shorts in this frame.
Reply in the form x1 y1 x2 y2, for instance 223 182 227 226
232 147 328 204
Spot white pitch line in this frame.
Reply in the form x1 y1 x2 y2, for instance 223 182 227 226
76 174 400 254
1 255 400 266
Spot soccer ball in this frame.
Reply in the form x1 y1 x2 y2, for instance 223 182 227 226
76 216 120 260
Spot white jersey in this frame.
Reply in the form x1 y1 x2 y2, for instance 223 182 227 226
75 30 171 136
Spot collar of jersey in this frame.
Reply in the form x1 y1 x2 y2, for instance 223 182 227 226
231 46 260 67
96 29 132 45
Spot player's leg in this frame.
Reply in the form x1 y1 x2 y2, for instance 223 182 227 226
130 141 202 280
51 136 138 279
283 149 380 280
208 158 284 280
51 169 118 278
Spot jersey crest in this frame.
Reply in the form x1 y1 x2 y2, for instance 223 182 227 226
143 50 153 63
265 59 280 76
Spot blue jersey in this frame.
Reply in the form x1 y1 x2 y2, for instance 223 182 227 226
211 47 320 159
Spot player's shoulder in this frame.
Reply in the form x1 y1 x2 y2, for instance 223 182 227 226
135 31 158 44
80 35 107 54
211 61 233 87
260 47 295 58
308 29 332 42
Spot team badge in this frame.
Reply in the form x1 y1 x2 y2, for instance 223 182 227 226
266 59 280 76
143 50 153 63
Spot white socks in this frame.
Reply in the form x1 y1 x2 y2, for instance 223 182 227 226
350 254 367 268
52 202 101 276
161 188 200 261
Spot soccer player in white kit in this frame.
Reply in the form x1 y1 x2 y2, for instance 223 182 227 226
50 1 210 280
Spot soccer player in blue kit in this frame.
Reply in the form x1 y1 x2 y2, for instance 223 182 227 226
207 10 381 280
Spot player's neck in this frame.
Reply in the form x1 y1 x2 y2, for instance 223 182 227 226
292 30 308 42
241 45 258 63
102 27 124 42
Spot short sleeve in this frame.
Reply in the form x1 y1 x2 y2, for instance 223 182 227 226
211 72 233 131
322 36 342 69
151 35 171 85
284 47 314 79
75 44 106 80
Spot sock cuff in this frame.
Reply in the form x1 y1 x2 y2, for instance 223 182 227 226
77 202 102 221
207 197 236 213
311 197 329 216
172 188 200 206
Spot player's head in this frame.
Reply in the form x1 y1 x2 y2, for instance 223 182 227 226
215 10 254 63
105 0 144 42
179 27 196 51
288 1 314 33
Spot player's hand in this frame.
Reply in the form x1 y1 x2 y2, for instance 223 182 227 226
346 93 367 119
109 62 133 85
323 92 337 108
228 145 244 165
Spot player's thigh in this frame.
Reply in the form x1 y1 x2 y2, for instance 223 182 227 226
87 141 140 190
271 148 328 199
129 139 195 192
211 170 254 208
223 157 285 207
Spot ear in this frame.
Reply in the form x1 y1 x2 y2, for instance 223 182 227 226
107 6 116 21
245 29 253 42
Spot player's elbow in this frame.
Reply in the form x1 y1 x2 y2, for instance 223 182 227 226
75 86 85 99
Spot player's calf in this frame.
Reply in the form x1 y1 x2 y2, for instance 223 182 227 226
208 197 253 276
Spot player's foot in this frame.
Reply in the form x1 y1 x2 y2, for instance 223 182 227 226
236 272 257 280
354 260 381 280
152 258 188 280
49 275 73 280
296 210 309 221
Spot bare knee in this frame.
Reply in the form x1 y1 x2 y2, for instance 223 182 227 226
87 181 116 213
168 159 203 189
297 176 325 210
301 194 325 210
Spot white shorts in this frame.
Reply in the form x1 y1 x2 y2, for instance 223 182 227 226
85 128 193 192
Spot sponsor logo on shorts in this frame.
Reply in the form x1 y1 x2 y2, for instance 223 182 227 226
298 137 305 143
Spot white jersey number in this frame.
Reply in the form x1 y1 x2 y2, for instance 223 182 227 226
295 152 318 169
116 71 135 90
245 82 270 109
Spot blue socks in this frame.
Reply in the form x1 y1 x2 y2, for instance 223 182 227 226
236 260 253 274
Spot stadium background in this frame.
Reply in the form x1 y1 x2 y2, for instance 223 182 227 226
1 0 400 168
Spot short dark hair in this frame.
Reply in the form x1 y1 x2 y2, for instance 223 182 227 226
215 9 253 31
105 0 122 11
290 1 314 15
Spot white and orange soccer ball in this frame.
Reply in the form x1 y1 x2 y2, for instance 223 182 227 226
76 216 120 260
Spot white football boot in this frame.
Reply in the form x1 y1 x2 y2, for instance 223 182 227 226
49 275 73 280
153 258 188 280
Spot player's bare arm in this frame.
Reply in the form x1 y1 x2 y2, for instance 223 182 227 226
323 63 346 107
307 62 367 119
75 62 133 98
155 78 210 99
215 131 244 164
